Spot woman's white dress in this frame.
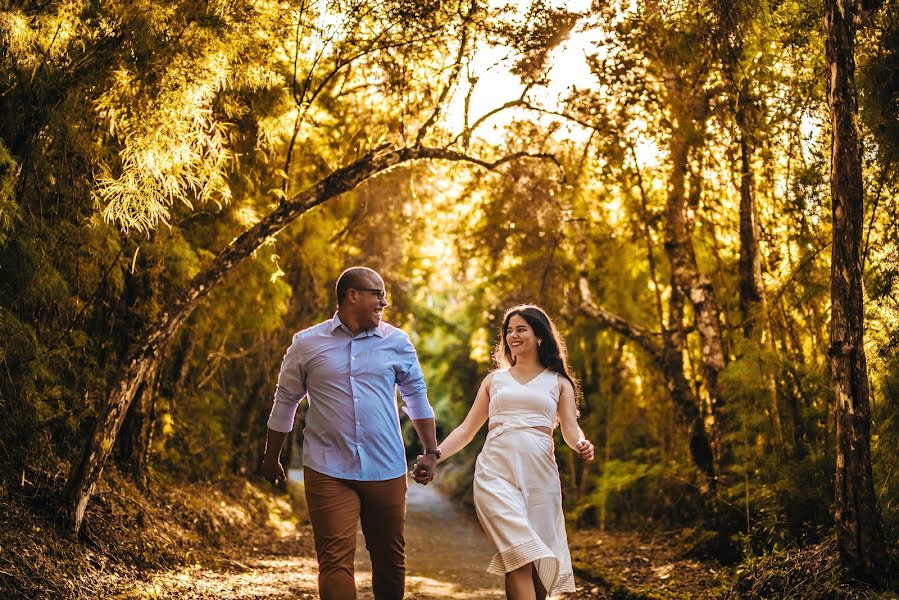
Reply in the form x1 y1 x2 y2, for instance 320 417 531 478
473 368 576 596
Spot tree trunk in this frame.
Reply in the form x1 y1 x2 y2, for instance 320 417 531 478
824 0 889 580
648 0 727 479
578 278 716 481
668 334 717 481
115 363 158 487
64 144 552 535
663 129 728 473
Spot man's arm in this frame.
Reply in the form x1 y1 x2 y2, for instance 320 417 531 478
410 417 438 484
261 429 289 486
261 334 306 487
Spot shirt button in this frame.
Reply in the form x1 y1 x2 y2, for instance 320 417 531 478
354 398 359 403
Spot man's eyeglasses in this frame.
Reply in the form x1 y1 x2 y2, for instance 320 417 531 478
353 288 387 302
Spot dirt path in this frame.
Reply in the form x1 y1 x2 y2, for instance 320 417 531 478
117 471 733 599
127 474 505 599
355 481 503 599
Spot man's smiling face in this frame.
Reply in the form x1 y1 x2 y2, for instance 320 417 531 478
353 274 388 330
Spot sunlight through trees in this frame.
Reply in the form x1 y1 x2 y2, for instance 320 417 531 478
2 0 898 593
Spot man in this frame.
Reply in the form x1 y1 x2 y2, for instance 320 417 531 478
261 266 439 600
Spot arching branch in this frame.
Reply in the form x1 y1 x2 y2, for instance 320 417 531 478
64 142 558 536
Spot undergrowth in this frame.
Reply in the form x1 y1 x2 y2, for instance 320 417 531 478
0 467 305 599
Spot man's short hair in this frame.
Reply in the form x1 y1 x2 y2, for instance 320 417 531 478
335 267 380 305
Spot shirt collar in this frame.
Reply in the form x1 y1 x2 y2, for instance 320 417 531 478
330 312 384 338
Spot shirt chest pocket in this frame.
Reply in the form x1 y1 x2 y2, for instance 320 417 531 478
362 349 395 377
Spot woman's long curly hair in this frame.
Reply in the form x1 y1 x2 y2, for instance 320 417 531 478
492 304 581 405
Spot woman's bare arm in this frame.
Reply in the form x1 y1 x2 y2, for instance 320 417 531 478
436 373 493 462
557 375 594 460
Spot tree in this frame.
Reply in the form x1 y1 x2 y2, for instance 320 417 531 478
577 279 717 481
823 0 890 580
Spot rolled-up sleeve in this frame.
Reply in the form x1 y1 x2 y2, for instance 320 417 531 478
267 333 307 433
395 335 433 420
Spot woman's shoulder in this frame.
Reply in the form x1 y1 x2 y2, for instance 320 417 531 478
553 371 574 394
483 369 508 393
484 369 504 386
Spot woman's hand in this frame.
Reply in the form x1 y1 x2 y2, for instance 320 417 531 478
576 439 595 461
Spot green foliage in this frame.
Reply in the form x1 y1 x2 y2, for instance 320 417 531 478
587 458 707 530
873 353 899 540
1 0 898 579
154 388 231 480
488 1 584 79
0 140 18 246
859 0 899 165
719 338 837 552
89 0 290 232
0 0 483 489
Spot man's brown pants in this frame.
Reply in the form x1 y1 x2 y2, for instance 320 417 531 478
304 467 407 600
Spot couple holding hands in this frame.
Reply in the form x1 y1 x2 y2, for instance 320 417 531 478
261 267 594 600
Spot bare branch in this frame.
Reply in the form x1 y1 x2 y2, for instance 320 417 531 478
416 0 477 145
452 93 608 147
452 83 535 147
577 276 662 358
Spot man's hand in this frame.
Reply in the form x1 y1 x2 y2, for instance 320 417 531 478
261 457 287 488
410 453 437 485
261 429 289 487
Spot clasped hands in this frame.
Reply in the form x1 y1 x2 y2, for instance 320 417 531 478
410 453 437 485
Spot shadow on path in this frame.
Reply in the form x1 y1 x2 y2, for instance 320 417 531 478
128 471 504 598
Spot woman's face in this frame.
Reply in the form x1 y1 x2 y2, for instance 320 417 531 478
506 314 541 359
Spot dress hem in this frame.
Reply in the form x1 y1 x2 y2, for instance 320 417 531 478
485 538 576 595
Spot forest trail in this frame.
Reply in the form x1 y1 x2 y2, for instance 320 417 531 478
105 470 727 599
126 474 505 599
356 480 503 600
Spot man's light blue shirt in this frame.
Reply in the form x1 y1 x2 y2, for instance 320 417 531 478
267 313 434 481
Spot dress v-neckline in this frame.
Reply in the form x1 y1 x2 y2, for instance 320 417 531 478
507 368 547 387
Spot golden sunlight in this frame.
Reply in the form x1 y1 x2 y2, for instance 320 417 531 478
445 2 599 145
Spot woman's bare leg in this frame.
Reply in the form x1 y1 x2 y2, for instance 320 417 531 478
505 563 536 600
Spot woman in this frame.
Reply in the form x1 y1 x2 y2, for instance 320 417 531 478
417 304 594 599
